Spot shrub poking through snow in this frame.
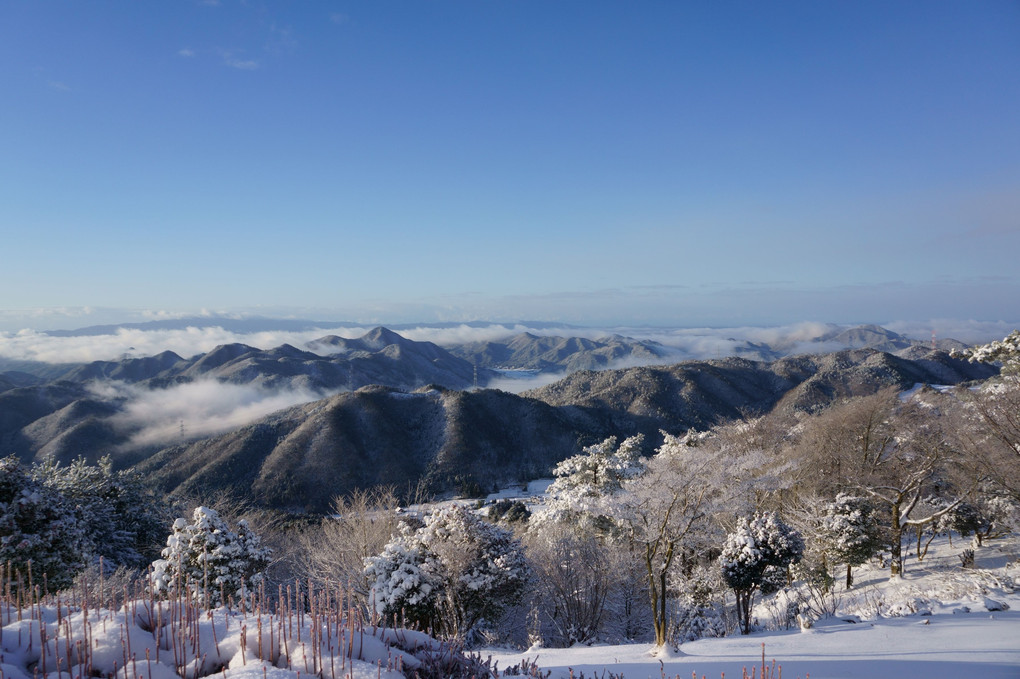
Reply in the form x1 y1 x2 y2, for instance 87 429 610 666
366 504 529 641
0 455 86 593
150 506 271 608
719 512 804 635
0 564 493 679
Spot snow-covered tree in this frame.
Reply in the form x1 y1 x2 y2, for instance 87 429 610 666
952 332 1020 502
620 431 715 647
35 456 171 568
819 494 883 588
150 506 271 608
538 435 645 535
955 329 1020 374
719 512 804 635
939 493 1018 547
0 456 86 593
795 391 967 577
365 504 529 641
620 421 795 647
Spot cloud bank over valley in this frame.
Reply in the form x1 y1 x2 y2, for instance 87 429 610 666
90 379 334 450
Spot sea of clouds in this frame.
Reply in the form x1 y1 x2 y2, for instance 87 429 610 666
1 318 1016 366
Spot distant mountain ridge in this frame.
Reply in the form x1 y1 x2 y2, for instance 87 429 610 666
0 327 489 467
447 332 672 372
136 347 996 513
51 326 486 392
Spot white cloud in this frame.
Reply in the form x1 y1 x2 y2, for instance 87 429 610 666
0 326 355 363
484 371 567 394
225 58 259 70
884 319 1020 345
94 379 330 449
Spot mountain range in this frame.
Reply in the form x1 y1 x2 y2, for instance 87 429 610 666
137 346 994 513
0 323 998 512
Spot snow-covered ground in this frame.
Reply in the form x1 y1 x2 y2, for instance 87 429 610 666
1 539 1016 679
486 613 1019 679
485 535 1020 679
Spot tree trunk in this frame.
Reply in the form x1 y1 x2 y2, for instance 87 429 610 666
846 563 853 589
736 589 754 635
889 505 904 577
647 552 667 647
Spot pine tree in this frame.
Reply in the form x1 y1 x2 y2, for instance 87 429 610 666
150 506 271 608
0 456 86 592
365 504 529 640
36 456 171 568
538 434 645 535
719 512 804 635
819 494 883 588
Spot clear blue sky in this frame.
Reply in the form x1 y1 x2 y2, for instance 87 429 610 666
1 1 1018 329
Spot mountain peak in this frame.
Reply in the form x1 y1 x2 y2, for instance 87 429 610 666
361 326 406 349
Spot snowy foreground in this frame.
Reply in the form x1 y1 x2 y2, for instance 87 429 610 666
484 534 1020 679
486 613 1019 679
1 543 1017 679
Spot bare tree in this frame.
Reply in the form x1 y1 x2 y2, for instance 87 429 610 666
792 390 973 577
297 487 403 604
950 376 1020 503
524 523 612 646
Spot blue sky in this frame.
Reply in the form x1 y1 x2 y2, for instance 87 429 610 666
1 1 1018 330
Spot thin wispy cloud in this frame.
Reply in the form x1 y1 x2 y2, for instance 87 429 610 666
47 80 71 91
178 48 195 58
224 57 259 70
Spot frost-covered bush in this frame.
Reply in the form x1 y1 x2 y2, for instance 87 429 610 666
365 504 529 641
487 498 531 524
297 487 404 604
150 506 271 608
0 456 86 592
363 521 443 628
35 456 172 568
719 512 804 635
819 494 883 588
670 565 726 643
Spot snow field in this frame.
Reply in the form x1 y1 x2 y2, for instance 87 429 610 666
484 534 1020 679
